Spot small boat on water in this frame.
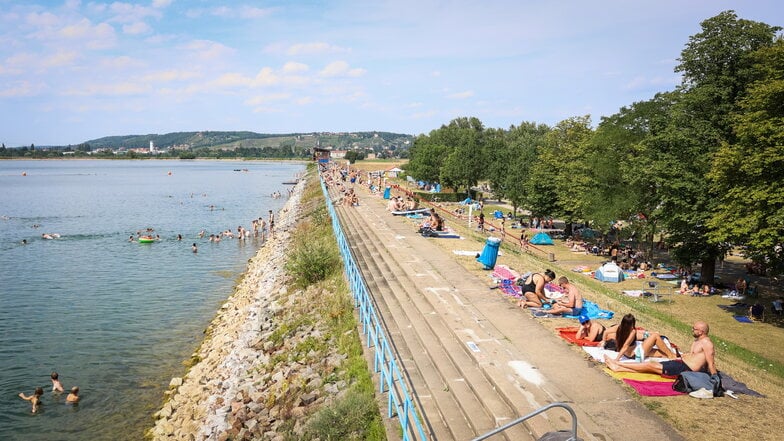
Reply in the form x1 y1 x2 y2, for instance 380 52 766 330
282 180 299 185
138 236 155 243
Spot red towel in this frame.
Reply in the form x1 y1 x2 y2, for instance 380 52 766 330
557 327 602 347
622 379 684 396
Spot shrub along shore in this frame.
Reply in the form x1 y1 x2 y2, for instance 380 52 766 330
148 166 384 441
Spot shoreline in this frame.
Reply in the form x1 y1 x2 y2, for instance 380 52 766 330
149 175 305 439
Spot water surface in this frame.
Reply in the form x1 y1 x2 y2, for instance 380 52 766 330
0 159 304 440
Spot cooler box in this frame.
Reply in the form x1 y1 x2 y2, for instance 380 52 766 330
477 237 502 270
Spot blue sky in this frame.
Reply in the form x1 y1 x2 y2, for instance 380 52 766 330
1 0 782 146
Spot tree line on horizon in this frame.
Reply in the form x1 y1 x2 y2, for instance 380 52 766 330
0 131 414 160
404 11 784 281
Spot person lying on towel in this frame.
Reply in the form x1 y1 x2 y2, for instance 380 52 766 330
547 276 583 316
605 321 717 377
603 314 679 360
576 315 605 342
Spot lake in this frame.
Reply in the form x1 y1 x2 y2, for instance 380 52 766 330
0 159 305 440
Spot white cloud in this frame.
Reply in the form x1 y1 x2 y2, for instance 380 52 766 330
254 67 279 86
285 42 348 56
62 82 150 96
107 2 162 24
447 90 474 99
25 11 60 28
100 56 145 70
182 40 235 61
58 19 117 49
294 96 313 105
152 0 173 8
187 6 274 19
212 72 253 88
245 93 291 106
123 22 151 35
282 61 308 74
142 69 199 82
319 61 366 78
42 51 79 68
0 80 41 97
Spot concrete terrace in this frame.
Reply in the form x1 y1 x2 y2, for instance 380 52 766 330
326 181 684 441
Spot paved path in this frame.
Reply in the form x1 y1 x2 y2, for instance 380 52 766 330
330 184 684 441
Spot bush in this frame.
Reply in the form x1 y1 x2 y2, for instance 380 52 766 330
302 388 385 440
286 225 341 287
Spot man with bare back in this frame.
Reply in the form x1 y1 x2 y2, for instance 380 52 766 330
604 321 717 377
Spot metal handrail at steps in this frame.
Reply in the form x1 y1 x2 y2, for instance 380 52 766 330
472 403 580 441
320 179 428 441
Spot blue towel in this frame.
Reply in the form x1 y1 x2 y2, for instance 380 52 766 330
733 315 754 323
564 300 614 320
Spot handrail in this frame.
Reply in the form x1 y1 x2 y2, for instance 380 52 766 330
320 177 429 441
471 402 579 441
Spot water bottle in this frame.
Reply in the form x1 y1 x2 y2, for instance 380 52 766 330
634 343 644 362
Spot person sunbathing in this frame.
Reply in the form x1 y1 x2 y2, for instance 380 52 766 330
576 315 605 342
606 314 678 361
605 321 717 377
678 279 690 295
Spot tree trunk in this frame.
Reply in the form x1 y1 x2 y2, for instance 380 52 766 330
700 257 717 286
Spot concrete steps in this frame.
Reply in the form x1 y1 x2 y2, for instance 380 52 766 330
324 181 687 441
333 194 535 440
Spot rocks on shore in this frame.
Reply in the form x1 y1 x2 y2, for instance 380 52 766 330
149 176 353 440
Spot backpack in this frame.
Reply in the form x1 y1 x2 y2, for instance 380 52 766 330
673 371 724 397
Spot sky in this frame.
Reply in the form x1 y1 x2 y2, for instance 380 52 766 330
1 1 783 146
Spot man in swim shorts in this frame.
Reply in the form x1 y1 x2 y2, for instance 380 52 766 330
604 321 717 377
548 276 583 316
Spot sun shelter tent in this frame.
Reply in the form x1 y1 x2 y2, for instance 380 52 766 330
595 262 625 283
530 232 554 245
385 167 404 178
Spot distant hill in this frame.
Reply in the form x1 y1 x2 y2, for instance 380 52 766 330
84 131 414 151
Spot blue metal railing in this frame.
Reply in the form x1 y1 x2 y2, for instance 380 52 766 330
320 179 428 441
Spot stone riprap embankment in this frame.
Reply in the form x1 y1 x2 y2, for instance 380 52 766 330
149 178 347 440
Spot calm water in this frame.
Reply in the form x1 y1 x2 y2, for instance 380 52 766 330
0 160 304 440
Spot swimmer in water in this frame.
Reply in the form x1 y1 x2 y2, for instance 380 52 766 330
51 372 64 393
66 386 80 403
192 243 197 253
19 387 44 413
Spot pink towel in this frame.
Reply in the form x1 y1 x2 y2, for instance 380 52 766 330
492 265 519 280
622 379 684 396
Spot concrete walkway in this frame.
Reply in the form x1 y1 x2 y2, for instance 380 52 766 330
330 184 684 441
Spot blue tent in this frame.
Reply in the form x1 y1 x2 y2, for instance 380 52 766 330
530 232 553 245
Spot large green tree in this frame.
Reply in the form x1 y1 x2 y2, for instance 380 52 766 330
656 10 779 281
491 122 550 215
528 116 593 225
438 117 487 193
709 39 784 274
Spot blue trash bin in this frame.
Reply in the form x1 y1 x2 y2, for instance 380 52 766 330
383 186 391 199
477 237 502 270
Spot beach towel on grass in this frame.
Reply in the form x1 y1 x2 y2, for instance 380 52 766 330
557 327 602 347
492 264 519 281
622 379 683 397
622 290 646 297
733 315 754 323
498 281 522 298
564 300 614 320
604 368 672 382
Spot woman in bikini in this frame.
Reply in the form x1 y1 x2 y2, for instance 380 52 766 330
516 269 556 308
576 315 605 342
609 314 678 361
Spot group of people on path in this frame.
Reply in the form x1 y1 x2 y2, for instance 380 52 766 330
18 372 80 413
